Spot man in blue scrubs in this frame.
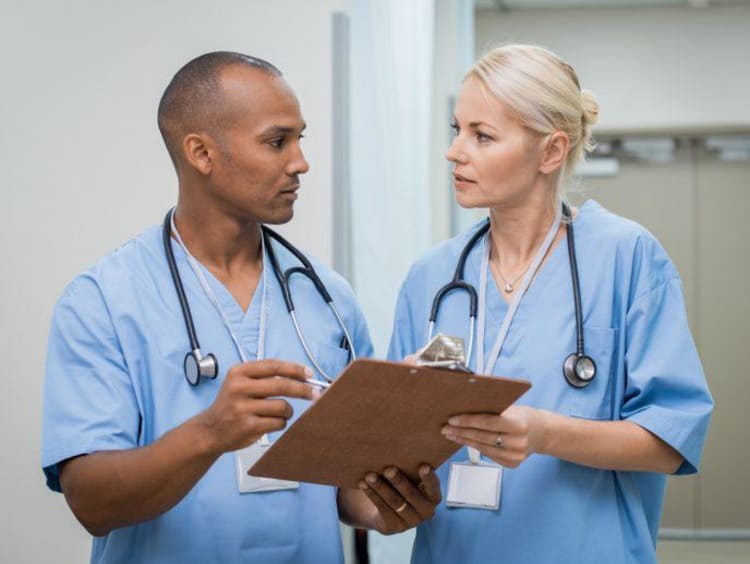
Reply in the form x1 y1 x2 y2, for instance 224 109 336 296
42 52 440 563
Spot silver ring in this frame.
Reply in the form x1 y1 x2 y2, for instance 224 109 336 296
495 434 504 448
395 501 408 513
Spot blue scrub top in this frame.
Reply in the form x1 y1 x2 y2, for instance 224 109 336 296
388 200 713 564
42 224 373 564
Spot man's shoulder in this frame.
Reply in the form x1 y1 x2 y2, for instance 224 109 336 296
59 225 163 304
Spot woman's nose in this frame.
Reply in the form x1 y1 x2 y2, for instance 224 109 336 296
445 138 466 164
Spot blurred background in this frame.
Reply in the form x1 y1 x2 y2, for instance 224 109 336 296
1 0 748 562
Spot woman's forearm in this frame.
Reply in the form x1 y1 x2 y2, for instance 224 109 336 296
538 410 683 473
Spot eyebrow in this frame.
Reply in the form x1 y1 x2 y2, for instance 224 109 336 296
468 121 497 131
452 117 498 131
260 123 307 136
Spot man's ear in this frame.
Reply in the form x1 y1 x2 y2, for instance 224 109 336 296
539 131 570 175
182 133 214 176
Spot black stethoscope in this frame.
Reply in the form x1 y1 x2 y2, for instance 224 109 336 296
428 203 596 388
162 209 356 386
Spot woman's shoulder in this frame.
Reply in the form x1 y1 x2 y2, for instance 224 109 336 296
404 219 489 284
577 199 681 293
576 199 653 243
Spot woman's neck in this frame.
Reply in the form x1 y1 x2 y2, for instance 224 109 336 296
488 197 558 271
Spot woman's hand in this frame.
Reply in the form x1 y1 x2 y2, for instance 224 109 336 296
441 406 551 468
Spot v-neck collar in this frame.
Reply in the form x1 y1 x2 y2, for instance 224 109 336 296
479 200 591 308
171 239 270 343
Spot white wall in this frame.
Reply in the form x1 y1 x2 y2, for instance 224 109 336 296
475 4 750 133
0 1 343 561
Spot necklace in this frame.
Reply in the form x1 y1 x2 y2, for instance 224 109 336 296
490 260 531 294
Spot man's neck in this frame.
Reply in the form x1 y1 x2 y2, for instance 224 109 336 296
173 201 263 275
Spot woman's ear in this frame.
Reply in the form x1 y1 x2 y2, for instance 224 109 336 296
182 133 214 176
539 131 570 175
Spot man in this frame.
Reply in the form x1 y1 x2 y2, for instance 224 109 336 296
42 52 439 563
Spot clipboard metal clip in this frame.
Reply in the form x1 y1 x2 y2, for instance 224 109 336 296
416 334 473 373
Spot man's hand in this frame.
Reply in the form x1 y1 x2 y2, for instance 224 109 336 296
358 465 441 534
196 359 317 455
59 358 318 536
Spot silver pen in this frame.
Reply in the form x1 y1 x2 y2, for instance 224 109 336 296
305 378 331 390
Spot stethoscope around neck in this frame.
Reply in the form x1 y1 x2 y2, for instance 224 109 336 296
428 203 596 388
162 209 356 386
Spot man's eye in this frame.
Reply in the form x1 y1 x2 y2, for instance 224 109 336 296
270 137 285 148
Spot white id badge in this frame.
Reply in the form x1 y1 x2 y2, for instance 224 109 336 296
446 461 502 510
235 439 299 494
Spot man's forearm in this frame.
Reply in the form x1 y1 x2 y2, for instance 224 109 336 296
60 414 220 536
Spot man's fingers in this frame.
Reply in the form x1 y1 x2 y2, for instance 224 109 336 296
381 467 436 518
236 359 312 382
364 473 421 526
417 465 442 504
246 398 294 419
250 416 288 436
241 377 316 400
358 482 404 532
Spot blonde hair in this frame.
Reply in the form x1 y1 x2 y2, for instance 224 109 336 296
467 44 599 202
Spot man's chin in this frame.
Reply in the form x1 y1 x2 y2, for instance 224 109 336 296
261 205 295 226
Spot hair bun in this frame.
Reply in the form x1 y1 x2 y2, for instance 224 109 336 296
580 89 599 127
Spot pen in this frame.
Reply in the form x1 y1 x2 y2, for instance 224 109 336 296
305 378 331 390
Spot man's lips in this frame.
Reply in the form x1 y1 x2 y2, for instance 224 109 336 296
279 184 300 199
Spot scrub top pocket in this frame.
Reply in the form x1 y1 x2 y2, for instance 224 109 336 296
568 326 617 420
313 341 352 383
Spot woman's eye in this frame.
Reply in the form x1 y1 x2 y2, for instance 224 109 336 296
476 131 492 143
450 122 459 135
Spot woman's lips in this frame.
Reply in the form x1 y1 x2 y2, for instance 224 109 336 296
453 172 476 188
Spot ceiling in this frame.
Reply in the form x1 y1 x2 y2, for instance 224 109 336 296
474 0 750 10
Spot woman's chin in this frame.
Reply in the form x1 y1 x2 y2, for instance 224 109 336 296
454 192 487 210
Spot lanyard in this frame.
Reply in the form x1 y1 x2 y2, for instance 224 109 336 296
170 215 268 364
475 204 563 375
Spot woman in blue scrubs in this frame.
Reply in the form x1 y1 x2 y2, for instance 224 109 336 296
389 44 713 563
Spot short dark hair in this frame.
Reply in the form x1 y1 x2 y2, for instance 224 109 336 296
157 51 282 167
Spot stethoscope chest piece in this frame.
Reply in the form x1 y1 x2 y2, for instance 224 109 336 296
184 349 218 386
563 353 596 388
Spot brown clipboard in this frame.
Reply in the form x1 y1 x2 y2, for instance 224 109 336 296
249 359 531 489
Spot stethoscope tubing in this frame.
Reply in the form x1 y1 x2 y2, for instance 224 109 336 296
563 204 585 356
163 210 202 353
163 209 355 385
429 203 590 382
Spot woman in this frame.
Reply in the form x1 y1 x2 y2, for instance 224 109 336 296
388 44 713 563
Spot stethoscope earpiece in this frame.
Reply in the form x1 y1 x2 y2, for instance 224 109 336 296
184 350 219 386
563 353 596 388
